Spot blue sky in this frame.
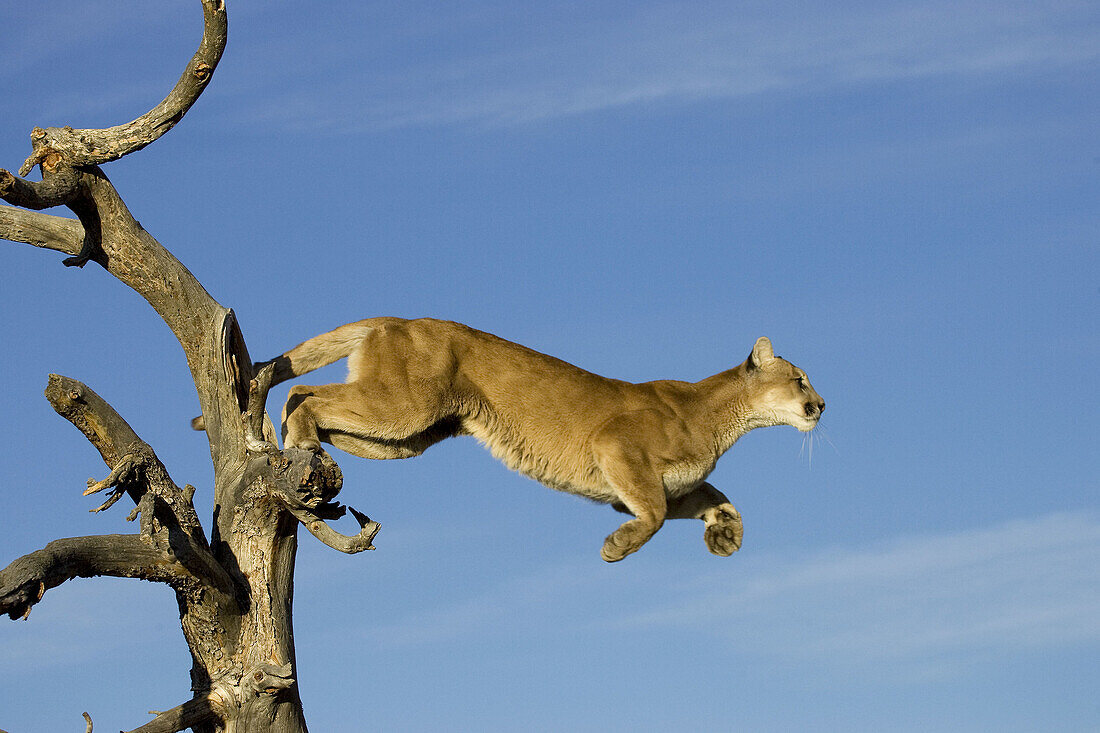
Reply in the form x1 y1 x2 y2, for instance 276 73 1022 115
1 1 1097 730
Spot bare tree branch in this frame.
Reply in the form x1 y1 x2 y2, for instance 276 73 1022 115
123 698 218 733
245 362 279 451
286 503 380 554
16 1 228 173
0 204 84 254
0 535 196 621
0 171 104 269
0 165 80 210
45 375 239 598
46 374 145 469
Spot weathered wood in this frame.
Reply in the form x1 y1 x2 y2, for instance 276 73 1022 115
0 2 384 729
124 698 218 733
0 204 84 256
0 166 81 210
0 535 194 621
15 0 227 173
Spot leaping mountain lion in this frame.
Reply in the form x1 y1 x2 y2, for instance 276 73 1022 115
217 317 824 562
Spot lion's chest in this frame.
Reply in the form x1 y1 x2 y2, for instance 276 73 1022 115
661 459 716 497
461 409 715 503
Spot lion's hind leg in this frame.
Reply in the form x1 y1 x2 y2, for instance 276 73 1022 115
324 431 427 460
283 382 406 457
282 383 458 460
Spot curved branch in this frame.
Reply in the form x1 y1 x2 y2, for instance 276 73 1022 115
18 1 228 172
0 4 248 493
286 503 380 554
0 535 196 621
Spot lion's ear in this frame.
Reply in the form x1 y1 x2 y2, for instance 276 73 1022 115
748 337 774 370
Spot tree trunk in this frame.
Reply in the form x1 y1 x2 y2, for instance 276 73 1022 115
0 3 376 731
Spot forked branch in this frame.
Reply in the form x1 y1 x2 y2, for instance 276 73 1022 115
0 2 251 468
45 375 237 597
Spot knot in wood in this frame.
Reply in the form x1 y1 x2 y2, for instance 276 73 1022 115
266 454 291 471
37 151 64 173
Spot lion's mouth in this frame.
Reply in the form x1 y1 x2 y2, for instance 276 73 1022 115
798 404 823 432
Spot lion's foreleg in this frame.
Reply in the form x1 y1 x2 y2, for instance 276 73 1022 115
595 466 667 563
666 482 742 556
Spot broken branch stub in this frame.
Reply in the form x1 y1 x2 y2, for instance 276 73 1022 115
260 449 380 554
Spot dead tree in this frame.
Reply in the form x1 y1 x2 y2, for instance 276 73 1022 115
0 3 378 731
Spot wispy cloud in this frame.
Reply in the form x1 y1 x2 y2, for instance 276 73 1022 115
351 511 1100 680
624 512 1100 669
224 0 1100 131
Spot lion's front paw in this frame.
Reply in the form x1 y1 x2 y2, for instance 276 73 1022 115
601 532 633 563
704 503 743 556
600 544 624 563
600 519 655 563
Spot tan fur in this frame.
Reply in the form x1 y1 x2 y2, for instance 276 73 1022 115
265 317 824 561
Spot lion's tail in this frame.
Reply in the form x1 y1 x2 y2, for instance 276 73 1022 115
190 320 375 432
262 320 376 387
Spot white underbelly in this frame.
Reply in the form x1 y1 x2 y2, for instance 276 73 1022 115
662 462 714 497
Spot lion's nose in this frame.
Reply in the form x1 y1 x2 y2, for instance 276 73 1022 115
818 400 825 414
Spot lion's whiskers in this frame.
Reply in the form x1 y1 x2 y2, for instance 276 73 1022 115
814 424 839 455
799 424 837 468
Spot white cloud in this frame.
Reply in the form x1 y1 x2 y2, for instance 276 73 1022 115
623 512 1100 668
227 0 1100 131
343 510 1100 680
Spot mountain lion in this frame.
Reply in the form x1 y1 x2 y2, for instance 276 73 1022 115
253 317 824 562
